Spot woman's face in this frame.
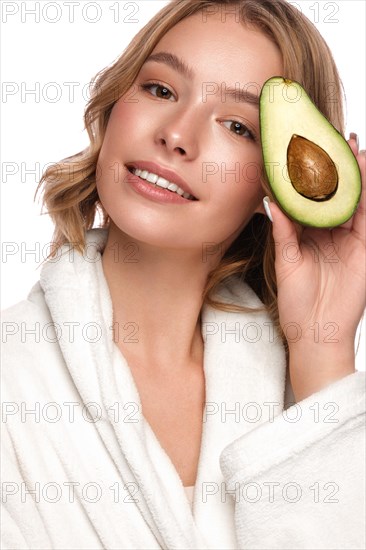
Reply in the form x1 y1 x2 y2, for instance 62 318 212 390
96 11 283 252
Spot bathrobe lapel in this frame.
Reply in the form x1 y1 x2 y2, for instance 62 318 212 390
194 275 286 548
40 228 286 549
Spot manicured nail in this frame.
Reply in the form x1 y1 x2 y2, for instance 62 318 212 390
263 196 273 222
350 132 359 148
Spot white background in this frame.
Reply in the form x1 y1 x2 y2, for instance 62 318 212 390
1 0 365 369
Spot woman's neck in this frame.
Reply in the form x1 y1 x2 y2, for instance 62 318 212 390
101 225 216 373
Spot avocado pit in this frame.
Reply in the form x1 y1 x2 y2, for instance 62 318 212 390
287 135 338 201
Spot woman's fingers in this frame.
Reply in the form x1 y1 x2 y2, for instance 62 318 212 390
348 132 359 156
350 148 366 241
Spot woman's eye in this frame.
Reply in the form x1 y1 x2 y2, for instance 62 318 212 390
140 82 175 101
222 120 255 141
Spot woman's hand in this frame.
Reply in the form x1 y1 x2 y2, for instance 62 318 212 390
266 134 365 402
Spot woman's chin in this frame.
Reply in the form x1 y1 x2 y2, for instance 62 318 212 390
107 218 198 251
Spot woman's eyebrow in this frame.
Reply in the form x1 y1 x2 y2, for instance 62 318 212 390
143 51 259 108
223 87 259 107
144 51 194 80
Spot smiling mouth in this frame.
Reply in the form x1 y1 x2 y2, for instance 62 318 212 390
126 165 198 201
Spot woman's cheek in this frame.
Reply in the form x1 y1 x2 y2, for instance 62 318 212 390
215 159 263 207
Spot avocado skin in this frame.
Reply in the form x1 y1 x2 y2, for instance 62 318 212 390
259 76 361 228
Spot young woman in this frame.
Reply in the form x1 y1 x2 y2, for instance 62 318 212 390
2 1 365 549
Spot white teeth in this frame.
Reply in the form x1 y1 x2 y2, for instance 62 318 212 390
131 167 195 200
146 173 158 184
167 183 178 192
156 176 169 189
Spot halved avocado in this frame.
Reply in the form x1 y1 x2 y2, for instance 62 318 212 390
259 76 361 228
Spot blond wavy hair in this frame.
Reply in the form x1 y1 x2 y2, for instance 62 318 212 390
35 0 345 358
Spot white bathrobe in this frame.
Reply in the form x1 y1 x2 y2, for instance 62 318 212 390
1 228 365 550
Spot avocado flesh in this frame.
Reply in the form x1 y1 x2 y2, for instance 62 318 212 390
260 77 361 228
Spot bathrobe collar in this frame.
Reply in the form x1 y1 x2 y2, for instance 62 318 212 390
40 228 286 549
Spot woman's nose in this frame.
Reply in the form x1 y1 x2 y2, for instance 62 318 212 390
154 106 200 158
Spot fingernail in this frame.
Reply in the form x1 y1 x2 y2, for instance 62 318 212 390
350 132 359 148
263 196 273 222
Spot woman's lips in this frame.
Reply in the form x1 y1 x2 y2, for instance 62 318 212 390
124 168 196 205
126 160 197 199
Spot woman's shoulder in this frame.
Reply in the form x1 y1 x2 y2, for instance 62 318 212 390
2 281 50 325
1 281 65 396
211 275 271 322
217 275 265 308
